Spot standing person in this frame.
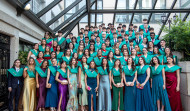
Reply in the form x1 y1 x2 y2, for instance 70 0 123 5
54 30 66 52
165 55 182 111
44 31 53 48
66 58 79 111
136 57 153 111
111 59 124 111
97 58 112 111
27 43 39 60
7 59 24 111
55 61 68 111
141 48 152 65
44 46 51 60
123 57 137 111
94 49 104 67
78 56 88 111
35 51 44 67
150 56 171 111
62 49 72 66
39 39 46 53
56 45 64 63
45 58 59 111
36 60 48 111
163 47 177 64
23 57 37 111
85 61 99 111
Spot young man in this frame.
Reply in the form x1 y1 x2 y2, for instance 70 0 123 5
54 30 66 52
139 29 145 40
128 29 135 40
134 32 142 46
128 40 135 55
159 40 166 55
84 29 89 37
120 34 129 48
143 23 150 37
101 32 107 42
111 32 118 45
149 32 160 48
147 27 159 40
77 32 84 43
133 25 138 33
95 36 102 50
139 19 150 30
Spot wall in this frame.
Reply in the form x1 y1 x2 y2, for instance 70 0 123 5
0 0 45 67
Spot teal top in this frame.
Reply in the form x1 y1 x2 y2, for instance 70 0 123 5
44 54 50 58
78 53 83 60
35 66 47 78
108 59 115 68
49 66 58 76
141 55 152 64
97 66 109 75
163 55 177 64
132 56 139 65
119 57 127 66
39 45 45 52
7 67 23 77
153 54 164 63
35 59 43 67
123 66 137 76
85 69 98 77
90 52 97 57
56 52 64 60
159 48 165 55
48 59 59 66
94 57 104 66
112 68 121 76
150 65 165 76
164 65 181 72
87 57 94 64
102 50 109 57
62 56 71 65
54 37 66 45
30 49 38 57
137 65 149 75
25 66 35 78
57 69 67 78
46 38 53 44
67 66 78 74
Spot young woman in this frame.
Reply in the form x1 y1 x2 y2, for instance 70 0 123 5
36 60 48 111
85 61 99 111
163 47 177 64
135 45 142 57
68 42 77 56
89 44 97 57
51 41 58 52
35 51 44 67
153 46 164 64
119 49 129 66
123 57 137 111
48 51 59 66
165 55 182 111
23 57 36 111
45 58 59 111
7 59 24 111
141 48 152 65
62 49 72 66
39 39 46 53
131 49 139 65
78 56 88 111
55 61 68 111
56 45 64 63
139 37 148 51
120 44 128 56
111 59 124 110
27 43 39 60
114 48 122 59
97 58 112 111
84 49 94 64
44 31 53 48
67 58 79 111
150 56 171 111
94 49 104 67
136 57 153 111
147 41 154 55
77 45 84 62
101 43 109 58
107 51 115 69
44 46 51 60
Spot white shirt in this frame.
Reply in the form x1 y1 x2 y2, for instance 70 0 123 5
58 36 62 42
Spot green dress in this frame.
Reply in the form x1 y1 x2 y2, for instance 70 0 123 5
111 68 124 110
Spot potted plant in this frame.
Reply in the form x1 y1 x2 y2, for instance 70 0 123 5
18 51 28 68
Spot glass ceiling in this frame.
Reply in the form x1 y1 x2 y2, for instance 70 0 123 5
14 0 190 37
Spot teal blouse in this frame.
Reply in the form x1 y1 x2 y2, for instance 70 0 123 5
137 65 149 75
164 65 181 72
25 66 35 78
85 69 98 77
57 69 67 78
123 66 137 76
67 66 78 74
150 65 165 76
97 66 109 75
112 68 121 76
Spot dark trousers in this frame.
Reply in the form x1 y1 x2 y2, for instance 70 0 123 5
9 84 22 111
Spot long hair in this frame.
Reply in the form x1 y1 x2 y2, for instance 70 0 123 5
60 61 67 68
89 44 95 52
165 47 173 56
44 31 52 39
27 57 36 72
69 58 78 68
81 56 87 71
101 58 110 74
50 51 57 59
89 60 97 72
138 57 146 66
40 59 49 68
83 49 90 56
127 57 136 71
167 55 175 64
108 51 114 60
77 45 84 55
113 59 122 75
37 51 44 59
12 59 21 68
44 46 51 55
153 46 161 55
150 56 160 66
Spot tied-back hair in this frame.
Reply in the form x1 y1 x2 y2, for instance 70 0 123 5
12 59 21 68
150 56 160 66
40 59 49 69
27 57 36 72
101 58 110 74
127 57 136 71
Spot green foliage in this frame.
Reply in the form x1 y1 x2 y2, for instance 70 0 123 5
18 51 28 65
163 17 190 58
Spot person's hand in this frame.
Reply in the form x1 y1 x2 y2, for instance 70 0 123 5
8 87 12 92
95 87 98 92
141 82 146 87
85 85 88 90
36 84 39 88
125 82 129 86
176 86 180 92
150 83 152 88
130 82 134 86
110 85 112 89
46 83 51 88
163 84 166 90
69 84 72 89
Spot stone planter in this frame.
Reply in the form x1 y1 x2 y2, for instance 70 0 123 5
178 61 190 111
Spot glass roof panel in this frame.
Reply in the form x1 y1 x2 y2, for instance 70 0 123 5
132 13 150 23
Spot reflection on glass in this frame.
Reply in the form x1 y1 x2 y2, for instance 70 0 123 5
115 14 132 23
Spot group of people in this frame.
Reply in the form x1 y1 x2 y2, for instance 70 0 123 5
7 19 182 111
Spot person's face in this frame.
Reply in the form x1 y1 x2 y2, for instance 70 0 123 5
42 40 46 45
165 48 170 54
149 42 153 47
94 28 98 31
134 28 137 31
102 44 106 49
143 20 147 24
105 40 110 46
85 50 89 56
96 37 100 42
74 53 77 58
90 45 94 50
113 34 117 38
115 49 120 54
139 58 144 65
82 57 87 63
53 41 57 46
69 43 73 49
109 52 113 58
52 59 57 65
117 28 121 32
130 42 133 46
90 62 95 68
79 46 84 51
81 29 84 33
144 24 148 28
150 34 155 39
116 43 120 48
39 52 43 58
107 29 110 32
69 34 73 38
98 50 102 56
124 36 129 40
72 59 76 65
45 32 50 39
58 32 62 37
84 31 88 35
46 47 50 52
15 60 21 67
160 41 166 47
42 61 48 68
123 45 127 49
72 38 76 43
167 57 173 64
91 35 95 40
129 26 133 29
154 48 159 54
85 38 89 43
131 49 136 55
61 62 67 68
129 31 132 35
66 50 71 56
128 58 132 64
140 31 143 34
135 46 139 51
102 59 107 66
51 52 56 58
149 30 154 33
57 46 61 51
123 27 126 30
94 33 98 37
143 38 147 43
102 29 106 32
112 29 116 33
29 59 34 65
102 34 106 38
135 34 139 38
79 34 83 38
118 38 122 42
115 60 120 66
142 48 148 54
123 50 128 56
34 44 39 50
153 57 158 64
